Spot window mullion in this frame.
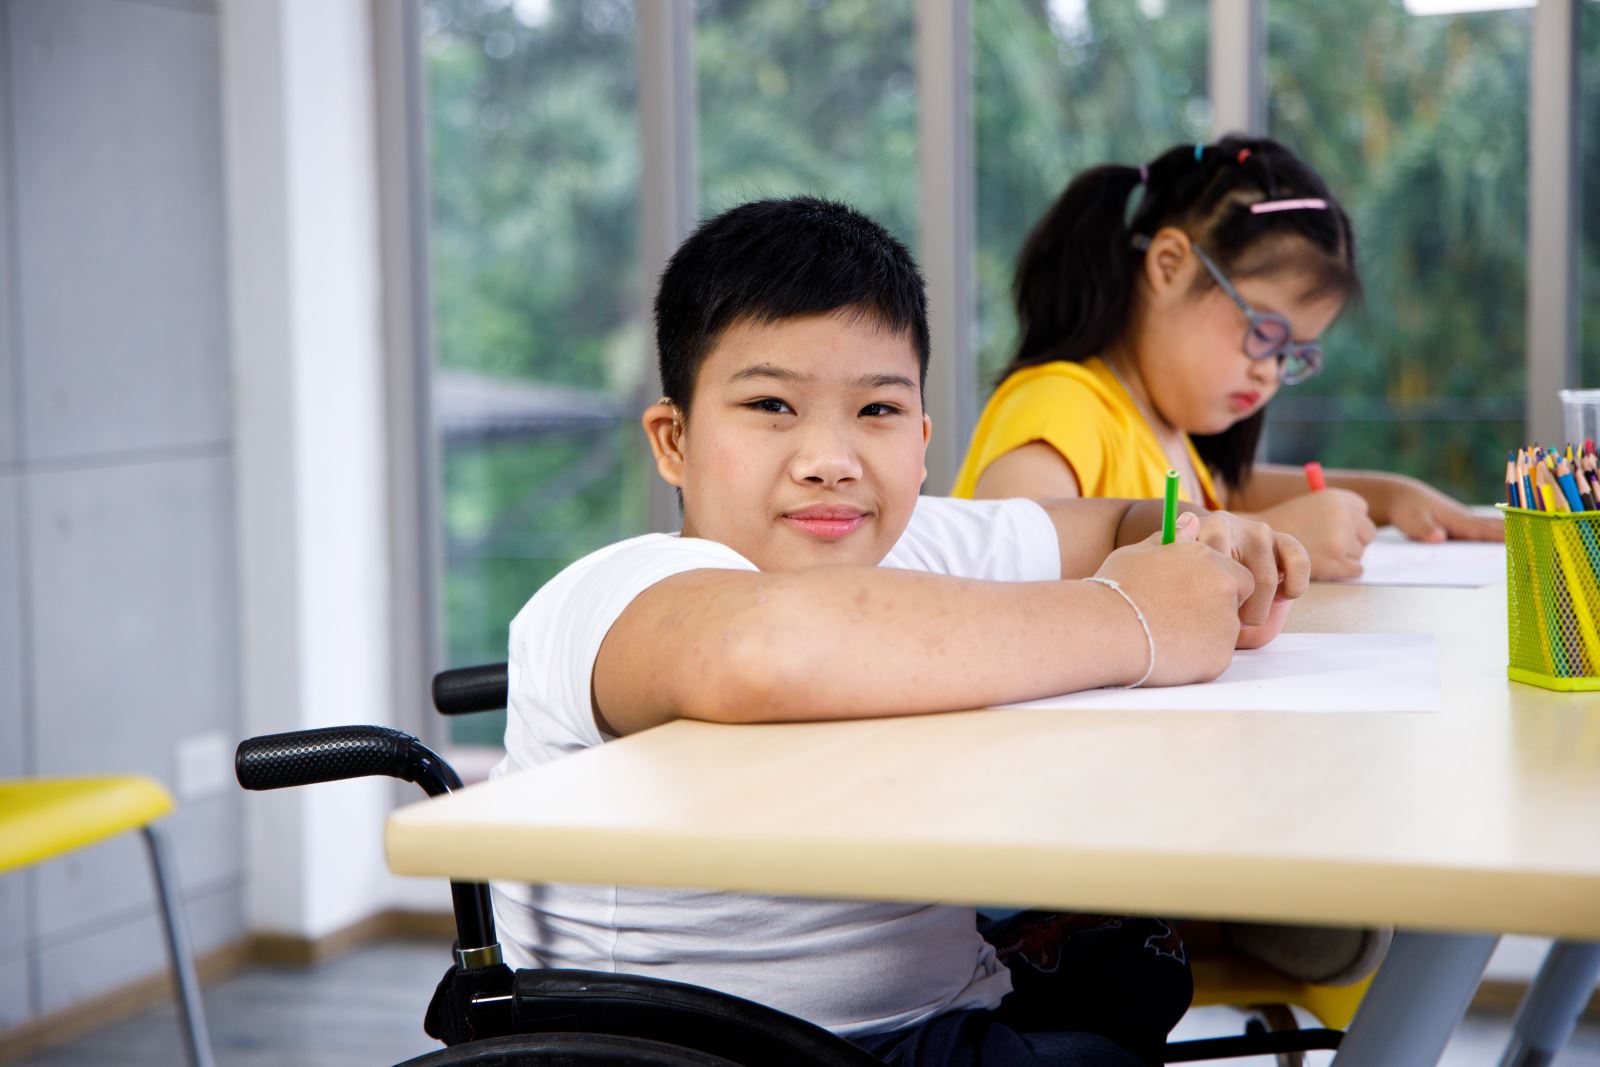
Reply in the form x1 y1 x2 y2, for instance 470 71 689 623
917 0 976 491
1527 0 1581 444
1210 0 1265 136
637 0 698 531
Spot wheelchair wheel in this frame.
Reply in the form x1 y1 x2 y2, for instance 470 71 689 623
398 1033 744 1066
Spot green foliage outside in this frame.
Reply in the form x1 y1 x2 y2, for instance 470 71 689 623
426 0 645 744
1266 1 1533 496
697 0 918 246
427 0 641 390
973 0 1210 387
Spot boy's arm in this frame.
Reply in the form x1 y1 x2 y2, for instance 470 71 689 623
1040 498 1309 628
593 539 1254 736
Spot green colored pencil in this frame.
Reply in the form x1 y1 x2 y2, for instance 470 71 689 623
1161 469 1179 545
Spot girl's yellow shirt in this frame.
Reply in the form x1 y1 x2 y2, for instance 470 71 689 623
951 357 1220 509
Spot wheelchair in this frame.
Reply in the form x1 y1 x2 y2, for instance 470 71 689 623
233 663 1348 1065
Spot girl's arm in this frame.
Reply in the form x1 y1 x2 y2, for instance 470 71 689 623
1227 463 1321 511
1238 463 1504 543
971 441 1081 499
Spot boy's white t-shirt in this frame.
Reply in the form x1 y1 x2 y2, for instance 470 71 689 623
491 495 1062 1038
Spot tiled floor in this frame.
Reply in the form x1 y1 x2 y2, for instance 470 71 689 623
10 940 447 1067
9 938 1600 1065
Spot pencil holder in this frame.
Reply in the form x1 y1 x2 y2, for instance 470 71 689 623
1501 505 1600 691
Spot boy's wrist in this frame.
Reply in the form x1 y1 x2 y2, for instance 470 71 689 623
1075 578 1152 688
1082 577 1155 687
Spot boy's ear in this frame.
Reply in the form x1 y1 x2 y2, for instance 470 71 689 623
921 412 932 485
1142 226 1195 303
642 400 687 488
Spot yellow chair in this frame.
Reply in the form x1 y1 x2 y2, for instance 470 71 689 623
1184 956 1372 1066
0 776 215 1067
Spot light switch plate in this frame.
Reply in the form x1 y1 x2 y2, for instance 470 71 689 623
174 731 230 801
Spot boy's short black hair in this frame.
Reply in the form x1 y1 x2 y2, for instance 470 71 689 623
654 196 930 411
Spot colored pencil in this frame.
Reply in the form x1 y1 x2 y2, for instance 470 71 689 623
1574 459 1597 511
1556 456 1586 511
1161 469 1179 545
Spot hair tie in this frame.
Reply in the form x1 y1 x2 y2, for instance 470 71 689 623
1249 198 1328 214
1138 164 1149 185
1237 148 1252 164
1194 144 1204 162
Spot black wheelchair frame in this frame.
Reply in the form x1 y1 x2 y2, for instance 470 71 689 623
233 662 1343 1066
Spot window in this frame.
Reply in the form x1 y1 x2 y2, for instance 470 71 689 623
424 0 646 746
973 0 1210 385
1583 0 1599 386
695 0 919 248
1265 0 1531 499
413 1 1588 759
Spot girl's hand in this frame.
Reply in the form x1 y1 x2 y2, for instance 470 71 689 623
1259 489 1376 581
1383 479 1505 544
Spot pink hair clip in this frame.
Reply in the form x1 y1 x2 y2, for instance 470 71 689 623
1250 198 1328 214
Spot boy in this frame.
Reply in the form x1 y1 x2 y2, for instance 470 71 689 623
491 197 1308 1066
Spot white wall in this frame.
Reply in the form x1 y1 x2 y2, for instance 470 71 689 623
220 0 433 938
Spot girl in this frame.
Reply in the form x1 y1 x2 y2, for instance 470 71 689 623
953 135 1503 580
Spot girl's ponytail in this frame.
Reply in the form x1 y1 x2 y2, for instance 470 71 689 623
1003 164 1145 383
998 136 1358 491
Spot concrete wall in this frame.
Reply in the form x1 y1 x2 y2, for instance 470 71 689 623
0 0 244 1028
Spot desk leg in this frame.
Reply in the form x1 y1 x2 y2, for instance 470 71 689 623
1496 940 1600 1067
1331 930 1497 1067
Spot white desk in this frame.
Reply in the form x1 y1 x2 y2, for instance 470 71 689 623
388 578 1600 1063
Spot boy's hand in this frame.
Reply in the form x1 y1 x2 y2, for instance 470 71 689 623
1092 513 1255 686
1187 510 1310 629
1259 489 1376 581
1236 596 1293 651
1384 479 1505 545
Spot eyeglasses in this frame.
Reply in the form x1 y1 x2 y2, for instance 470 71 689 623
1133 236 1324 386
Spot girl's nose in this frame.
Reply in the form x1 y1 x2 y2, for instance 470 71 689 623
1253 355 1283 387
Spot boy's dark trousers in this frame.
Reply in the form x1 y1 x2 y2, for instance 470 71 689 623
853 912 1192 1067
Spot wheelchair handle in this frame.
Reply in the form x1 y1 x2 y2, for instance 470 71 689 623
432 663 509 715
235 725 497 958
236 725 463 797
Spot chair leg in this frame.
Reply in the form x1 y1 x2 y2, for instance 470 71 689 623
141 825 216 1067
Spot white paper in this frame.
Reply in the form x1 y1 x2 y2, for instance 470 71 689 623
1000 633 1439 713
1336 537 1505 588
